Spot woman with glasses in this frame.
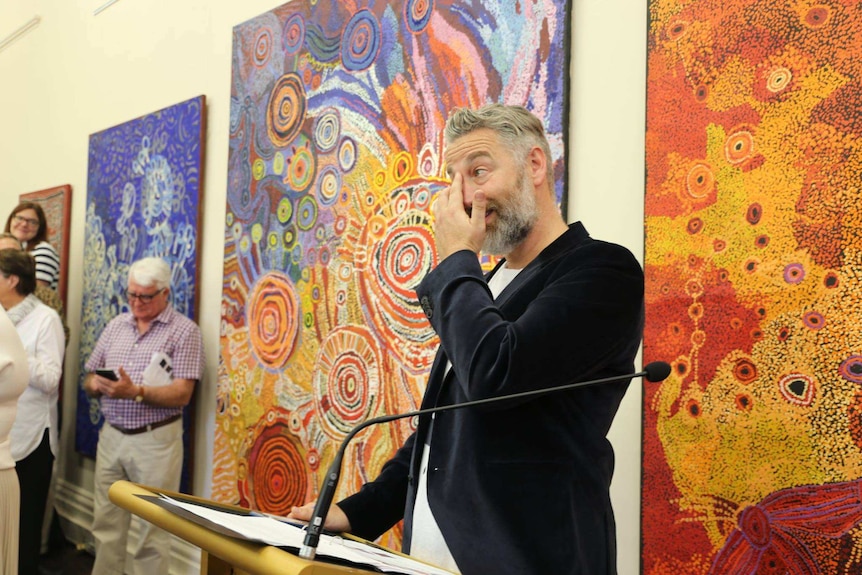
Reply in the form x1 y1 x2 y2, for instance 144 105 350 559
4 203 61 291
0 249 64 575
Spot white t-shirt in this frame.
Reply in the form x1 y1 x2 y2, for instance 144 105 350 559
410 265 523 572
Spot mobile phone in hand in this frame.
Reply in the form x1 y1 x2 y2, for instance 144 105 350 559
95 368 119 381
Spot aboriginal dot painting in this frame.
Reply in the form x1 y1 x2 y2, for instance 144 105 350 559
76 96 205 491
643 1 862 573
216 0 570 548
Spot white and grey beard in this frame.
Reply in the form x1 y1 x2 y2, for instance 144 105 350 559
481 168 539 256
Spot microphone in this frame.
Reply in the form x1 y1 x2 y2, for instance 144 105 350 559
298 360 671 559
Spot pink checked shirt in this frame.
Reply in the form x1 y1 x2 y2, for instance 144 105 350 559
85 305 204 430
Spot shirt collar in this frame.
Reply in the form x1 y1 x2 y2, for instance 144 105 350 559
123 303 174 326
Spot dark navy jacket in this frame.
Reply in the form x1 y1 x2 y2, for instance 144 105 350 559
339 222 644 574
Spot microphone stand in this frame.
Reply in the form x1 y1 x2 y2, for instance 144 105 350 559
298 361 671 559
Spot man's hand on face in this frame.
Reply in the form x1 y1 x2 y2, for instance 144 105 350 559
432 173 488 261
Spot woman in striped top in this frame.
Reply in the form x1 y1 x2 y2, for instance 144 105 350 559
4 202 60 291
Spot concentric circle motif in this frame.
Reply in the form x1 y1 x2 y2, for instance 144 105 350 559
394 191 410 214
405 0 433 34
802 310 825 330
252 158 266 181
687 217 703 234
778 373 815 406
296 195 318 231
685 163 715 199
334 215 348 235
391 152 412 184
840 356 862 384
666 19 688 42
273 152 285 175
277 197 293 224
804 6 830 28
766 67 792 93
733 358 758 383
246 419 308 515
417 143 438 178
738 506 771 549
282 14 306 55
341 9 381 72
413 186 432 210
725 130 754 164
314 110 341 152
267 73 306 148
374 170 387 188
247 272 300 369
307 448 320 472
317 165 341 206
339 137 357 171
783 263 805 284
287 140 315 192
313 325 382 439
253 27 274 67
283 225 297 249
357 187 439 374
746 203 763 224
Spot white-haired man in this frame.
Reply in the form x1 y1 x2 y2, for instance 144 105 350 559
84 257 204 575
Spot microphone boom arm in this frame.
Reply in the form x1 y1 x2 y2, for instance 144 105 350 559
298 362 670 559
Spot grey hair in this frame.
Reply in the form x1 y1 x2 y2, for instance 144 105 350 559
444 103 554 189
128 257 171 290
0 233 22 248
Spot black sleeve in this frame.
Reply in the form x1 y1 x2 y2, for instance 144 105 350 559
336 432 417 541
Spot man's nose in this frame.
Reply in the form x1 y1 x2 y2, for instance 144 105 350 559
461 182 478 209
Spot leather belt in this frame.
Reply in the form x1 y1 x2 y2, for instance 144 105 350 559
112 414 182 435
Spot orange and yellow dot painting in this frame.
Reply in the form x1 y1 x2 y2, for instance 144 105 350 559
643 1 862 573
215 0 571 551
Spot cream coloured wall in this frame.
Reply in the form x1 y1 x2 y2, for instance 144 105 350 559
570 2 647 574
0 0 647 573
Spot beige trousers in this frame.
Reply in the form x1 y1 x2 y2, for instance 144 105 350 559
91 419 183 575
0 468 19 575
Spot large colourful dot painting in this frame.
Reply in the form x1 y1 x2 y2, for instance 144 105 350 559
644 1 862 573
215 0 570 549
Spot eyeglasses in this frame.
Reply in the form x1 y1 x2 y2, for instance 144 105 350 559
12 215 39 227
125 288 165 303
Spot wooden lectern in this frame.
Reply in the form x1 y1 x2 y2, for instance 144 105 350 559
108 480 379 575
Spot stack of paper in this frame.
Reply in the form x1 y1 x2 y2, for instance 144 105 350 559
156 495 455 575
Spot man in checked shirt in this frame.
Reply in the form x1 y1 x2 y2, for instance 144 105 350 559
84 257 204 575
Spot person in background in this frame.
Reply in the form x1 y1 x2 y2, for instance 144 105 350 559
0 249 64 575
0 233 67 574
0 234 68 344
0 307 29 575
4 202 61 291
289 104 644 574
84 257 204 575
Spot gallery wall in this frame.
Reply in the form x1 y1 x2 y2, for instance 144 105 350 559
0 0 646 573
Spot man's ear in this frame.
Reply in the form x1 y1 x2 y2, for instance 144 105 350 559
7 275 20 291
527 146 548 188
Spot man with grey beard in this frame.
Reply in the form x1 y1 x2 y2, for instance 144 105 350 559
290 104 644 575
